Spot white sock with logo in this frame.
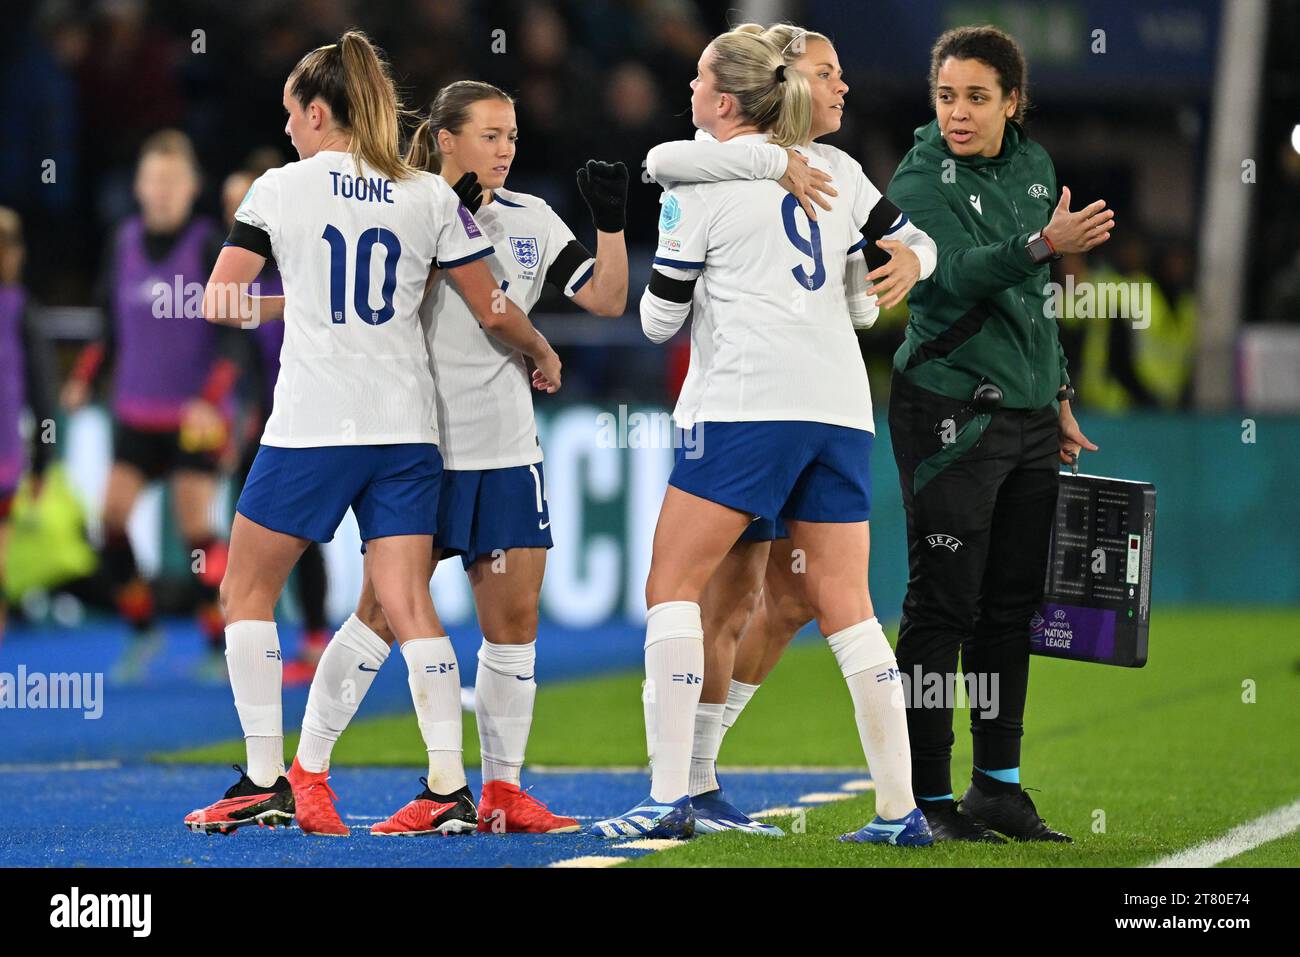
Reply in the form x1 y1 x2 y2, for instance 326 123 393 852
827 617 915 821
689 702 726 796
475 638 537 786
644 601 704 803
401 636 467 795
225 619 284 787
297 614 391 773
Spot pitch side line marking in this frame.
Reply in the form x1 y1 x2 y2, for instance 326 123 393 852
613 838 688 851
797 791 854 803
548 856 625 868
0 760 121 773
1148 798 1300 868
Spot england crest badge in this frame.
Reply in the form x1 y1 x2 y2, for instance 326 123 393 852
510 236 539 269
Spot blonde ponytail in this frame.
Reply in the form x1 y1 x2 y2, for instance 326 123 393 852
707 29 812 148
288 30 412 180
338 32 408 180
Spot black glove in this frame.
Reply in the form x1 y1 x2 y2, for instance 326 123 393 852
451 171 484 214
576 160 628 233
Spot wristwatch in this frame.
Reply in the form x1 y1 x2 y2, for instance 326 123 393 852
1026 229 1061 265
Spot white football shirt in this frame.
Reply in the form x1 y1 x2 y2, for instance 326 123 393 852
235 150 492 447
420 187 593 470
653 133 874 432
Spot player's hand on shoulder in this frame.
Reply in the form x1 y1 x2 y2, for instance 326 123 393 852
576 160 628 233
779 149 836 221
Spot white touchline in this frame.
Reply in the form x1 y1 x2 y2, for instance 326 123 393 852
1148 798 1300 868
614 838 685 851
0 760 120 773
548 856 625 869
797 791 854 803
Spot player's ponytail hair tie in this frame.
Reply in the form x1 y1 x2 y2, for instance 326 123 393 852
774 64 787 83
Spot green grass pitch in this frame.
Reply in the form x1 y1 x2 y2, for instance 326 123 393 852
162 608 1300 867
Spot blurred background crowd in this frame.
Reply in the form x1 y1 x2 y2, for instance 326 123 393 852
4 0 1298 409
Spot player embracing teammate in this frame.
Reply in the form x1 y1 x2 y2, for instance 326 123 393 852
642 22 939 837
184 31 559 834
284 80 629 837
592 27 931 846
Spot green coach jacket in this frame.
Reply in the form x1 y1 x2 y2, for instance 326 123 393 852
887 119 1069 410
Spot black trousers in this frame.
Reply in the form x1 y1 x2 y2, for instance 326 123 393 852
888 373 1060 799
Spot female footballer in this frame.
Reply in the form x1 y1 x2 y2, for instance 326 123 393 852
643 22 939 837
593 28 930 845
287 80 629 837
183 32 561 835
0 207 56 646
62 131 236 682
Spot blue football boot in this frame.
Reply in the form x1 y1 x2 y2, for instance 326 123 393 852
838 806 935 847
692 789 785 837
589 795 695 839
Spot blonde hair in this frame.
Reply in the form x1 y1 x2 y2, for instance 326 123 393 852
407 80 515 174
706 29 811 148
288 30 411 180
754 23 833 65
138 129 200 176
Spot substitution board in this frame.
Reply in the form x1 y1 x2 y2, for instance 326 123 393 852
1032 473 1156 668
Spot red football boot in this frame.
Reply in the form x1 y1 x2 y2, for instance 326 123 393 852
287 758 349 836
477 780 580 834
183 765 294 835
371 780 477 836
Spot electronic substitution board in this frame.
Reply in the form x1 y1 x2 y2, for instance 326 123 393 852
1031 472 1156 668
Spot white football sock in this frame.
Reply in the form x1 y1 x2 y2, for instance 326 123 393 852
721 678 759 732
401 636 467 795
827 618 915 821
475 638 536 786
644 601 704 803
225 619 284 787
689 702 726 796
297 614 391 773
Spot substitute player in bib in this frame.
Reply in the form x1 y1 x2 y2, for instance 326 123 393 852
643 23 937 836
288 80 626 837
62 131 239 683
592 29 930 846
0 207 57 645
183 32 560 835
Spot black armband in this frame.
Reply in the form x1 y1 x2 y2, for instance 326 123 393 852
545 239 595 293
861 197 905 269
225 220 273 259
648 268 697 304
